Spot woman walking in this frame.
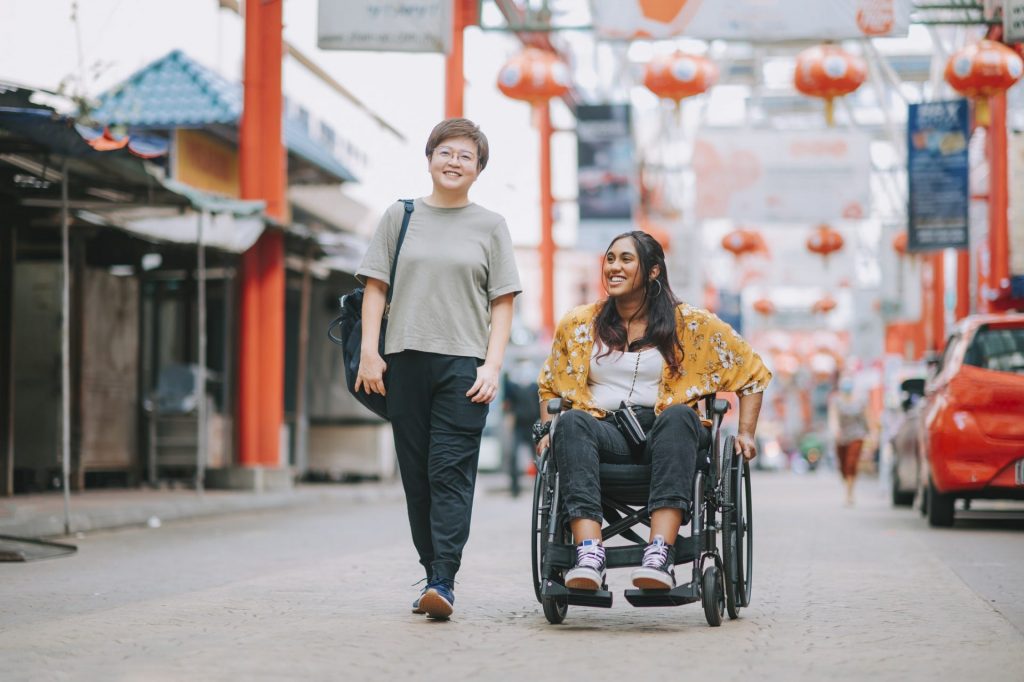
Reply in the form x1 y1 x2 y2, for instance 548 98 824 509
828 376 875 506
355 119 521 619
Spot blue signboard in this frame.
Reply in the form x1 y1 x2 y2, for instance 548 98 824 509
907 100 970 252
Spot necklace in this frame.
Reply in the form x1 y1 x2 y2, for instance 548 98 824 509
625 349 642 406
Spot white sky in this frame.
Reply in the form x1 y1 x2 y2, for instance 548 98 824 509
0 0 561 246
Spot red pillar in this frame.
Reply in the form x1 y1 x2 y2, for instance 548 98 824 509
538 102 555 338
955 249 970 320
987 92 1011 309
445 0 466 118
929 252 946 351
238 0 285 467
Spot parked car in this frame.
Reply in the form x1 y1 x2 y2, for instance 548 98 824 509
917 313 1024 527
888 377 926 507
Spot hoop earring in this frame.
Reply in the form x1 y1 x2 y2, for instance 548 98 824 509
651 279 663 298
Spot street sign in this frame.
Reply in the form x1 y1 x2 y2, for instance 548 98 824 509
907 100 970 252
318 0 452 53
1005 0 1024 43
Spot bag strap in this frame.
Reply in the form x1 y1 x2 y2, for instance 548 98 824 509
386 199 415 306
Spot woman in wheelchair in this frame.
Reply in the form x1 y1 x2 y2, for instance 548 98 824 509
536 231 772 592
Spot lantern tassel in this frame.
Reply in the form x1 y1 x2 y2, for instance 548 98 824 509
825 98 835 127
975 97 991 128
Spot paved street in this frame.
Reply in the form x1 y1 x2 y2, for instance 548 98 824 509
2 470 1023 681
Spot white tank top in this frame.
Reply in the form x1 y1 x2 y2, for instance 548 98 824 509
589 346 663 411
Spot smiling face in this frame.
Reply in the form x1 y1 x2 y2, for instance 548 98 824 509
427 136 480 196
604 236 659 300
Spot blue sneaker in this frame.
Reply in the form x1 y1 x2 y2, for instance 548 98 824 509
412 586 428 614
419 578 455 620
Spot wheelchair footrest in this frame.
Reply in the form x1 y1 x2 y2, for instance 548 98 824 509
541 580 613 608
623 581 700 607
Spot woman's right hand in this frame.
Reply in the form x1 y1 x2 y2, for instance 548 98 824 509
355 352 388 396
535 434 549 455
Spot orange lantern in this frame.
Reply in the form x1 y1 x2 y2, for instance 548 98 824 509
806 224 844 263
811 295 838 314
497 47 570 105
753 298 776 316
643 52 717 106
893 232 908 257
722 228 764 259
794 44 866 126
944 39 1023 127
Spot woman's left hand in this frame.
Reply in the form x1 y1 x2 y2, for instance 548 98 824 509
467 364 501 404
734 433 758 460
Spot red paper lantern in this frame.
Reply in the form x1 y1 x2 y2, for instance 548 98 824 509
893 232 908 257
643 52 717 105
811 295 838 314
806 224 844 261
944 39 1023 127
794 45 866 126
722 228 763 259
497 48 570 105
753 298 776 316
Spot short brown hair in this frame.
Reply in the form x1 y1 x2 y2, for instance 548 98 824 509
425 118 489 171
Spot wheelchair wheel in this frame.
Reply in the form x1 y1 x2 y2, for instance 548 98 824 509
701 564 724 627
531 450 553 604
723 444 753 617
532 450 548 602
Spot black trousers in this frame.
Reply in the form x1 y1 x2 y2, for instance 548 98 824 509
386 351 489 581
552 405 702 524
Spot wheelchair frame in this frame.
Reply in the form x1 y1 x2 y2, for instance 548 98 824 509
531 395 753 626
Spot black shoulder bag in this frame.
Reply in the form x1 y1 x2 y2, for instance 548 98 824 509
327 199 414 420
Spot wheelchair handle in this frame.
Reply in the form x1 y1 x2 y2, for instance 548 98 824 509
546 397 571 415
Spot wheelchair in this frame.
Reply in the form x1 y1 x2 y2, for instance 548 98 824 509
531 395 753 626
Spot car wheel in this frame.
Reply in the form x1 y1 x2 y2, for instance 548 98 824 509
927 478 955 527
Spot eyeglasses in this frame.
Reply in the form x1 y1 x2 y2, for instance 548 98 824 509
434 146 477 166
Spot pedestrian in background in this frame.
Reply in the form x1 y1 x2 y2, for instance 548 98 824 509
355 118 522 620
828 375 875 506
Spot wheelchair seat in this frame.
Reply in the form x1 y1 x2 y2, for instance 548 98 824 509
597 424 713 505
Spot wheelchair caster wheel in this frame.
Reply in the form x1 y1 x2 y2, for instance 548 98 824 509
701 565 724 627
542 596 567 624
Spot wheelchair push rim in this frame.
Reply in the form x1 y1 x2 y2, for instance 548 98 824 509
722 438 753 617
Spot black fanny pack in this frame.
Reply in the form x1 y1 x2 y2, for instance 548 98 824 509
610 402 655 449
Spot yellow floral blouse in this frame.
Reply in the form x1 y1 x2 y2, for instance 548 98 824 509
537 302 772 418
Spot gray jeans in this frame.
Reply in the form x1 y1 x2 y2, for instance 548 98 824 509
552 405 703 523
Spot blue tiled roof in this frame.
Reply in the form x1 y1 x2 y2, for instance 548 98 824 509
93 50 355 182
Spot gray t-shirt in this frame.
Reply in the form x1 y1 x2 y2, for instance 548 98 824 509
356 198 522 359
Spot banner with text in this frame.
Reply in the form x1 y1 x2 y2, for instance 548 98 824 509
907 100 970 252
577 104 636 252
693 130 871 222
589 0 911 42
318 0 451 53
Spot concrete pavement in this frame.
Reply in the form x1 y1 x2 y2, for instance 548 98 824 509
1 471 1022 681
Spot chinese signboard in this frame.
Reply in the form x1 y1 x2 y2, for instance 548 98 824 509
318 0 451 53
589 0 911 42
577 104 636 252
693 130 872 222
907 100 970 252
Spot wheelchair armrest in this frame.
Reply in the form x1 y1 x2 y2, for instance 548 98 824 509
713 399 730 416
546 397 571 415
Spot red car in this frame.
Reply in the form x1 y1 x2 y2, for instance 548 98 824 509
918 313 1024 527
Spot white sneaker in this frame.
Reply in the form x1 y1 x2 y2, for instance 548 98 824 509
565 539 606 591
631 535 675 590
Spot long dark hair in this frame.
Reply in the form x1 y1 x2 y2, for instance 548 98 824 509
594 231 684 375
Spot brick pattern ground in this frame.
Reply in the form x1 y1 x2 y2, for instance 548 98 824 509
1 472 1022 681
